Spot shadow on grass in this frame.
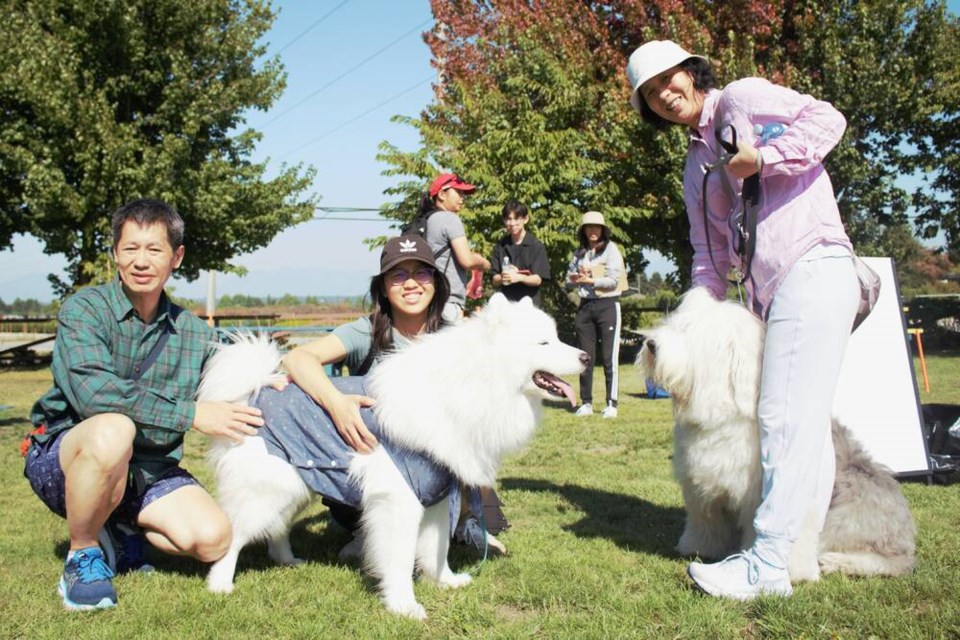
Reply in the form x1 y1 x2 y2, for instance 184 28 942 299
52 509 358 581
499 477 684 558
623 391 671 401
47 481 683 586
0 360 52 372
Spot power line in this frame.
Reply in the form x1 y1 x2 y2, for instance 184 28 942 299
279 75 434 159
313 206 396 222
312 216 388 222
261 18 432 129
314 207 396 222
273 0 352 55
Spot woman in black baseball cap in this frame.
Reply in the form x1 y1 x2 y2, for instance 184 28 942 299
280 235 449 553
285 234 449 452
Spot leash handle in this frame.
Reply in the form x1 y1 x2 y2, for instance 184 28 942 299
701 123 761 287
715 124 739 156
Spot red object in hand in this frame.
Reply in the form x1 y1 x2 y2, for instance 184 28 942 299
19 424 46 457
467 269 484 300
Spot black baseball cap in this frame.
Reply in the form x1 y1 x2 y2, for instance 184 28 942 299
379 235 437 274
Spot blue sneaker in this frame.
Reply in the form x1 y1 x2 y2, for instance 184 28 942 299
99 521 154 574
58 547 117 611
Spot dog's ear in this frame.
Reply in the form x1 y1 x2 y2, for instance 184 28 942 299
639 329 692 404
481 292 510 329
487 292 509 313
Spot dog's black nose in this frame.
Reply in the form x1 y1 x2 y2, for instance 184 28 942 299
579 352 591 367
645 339 657 356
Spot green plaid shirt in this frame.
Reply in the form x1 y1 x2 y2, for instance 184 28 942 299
30 278 216 483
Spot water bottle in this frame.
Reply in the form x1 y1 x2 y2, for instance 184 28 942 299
502 255 511 272
754 122 787 144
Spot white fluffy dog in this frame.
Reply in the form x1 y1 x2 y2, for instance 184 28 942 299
196 294 586 619
637 287 915 582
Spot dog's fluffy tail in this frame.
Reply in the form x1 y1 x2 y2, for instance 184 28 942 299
197 332 285 405
819 551 916 577
820 421 917 577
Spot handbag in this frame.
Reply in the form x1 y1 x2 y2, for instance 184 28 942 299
590 243 630 297
851 255 881 333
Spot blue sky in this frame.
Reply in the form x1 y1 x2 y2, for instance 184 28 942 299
0 0 436 302
1 0 957 303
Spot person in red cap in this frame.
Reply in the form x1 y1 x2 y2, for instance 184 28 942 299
418 172 491 323
418 174 510 552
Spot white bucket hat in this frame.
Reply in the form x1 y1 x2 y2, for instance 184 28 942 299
626 40 708 113
580 211 607 229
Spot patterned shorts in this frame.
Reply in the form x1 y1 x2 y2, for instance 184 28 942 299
24 429 199 529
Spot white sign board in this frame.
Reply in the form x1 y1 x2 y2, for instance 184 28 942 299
833 257 930 476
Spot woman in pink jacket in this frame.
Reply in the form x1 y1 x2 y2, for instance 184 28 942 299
626 40 861 600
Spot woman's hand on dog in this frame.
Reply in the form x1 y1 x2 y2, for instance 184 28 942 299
327 393 379 453
192 401 266 442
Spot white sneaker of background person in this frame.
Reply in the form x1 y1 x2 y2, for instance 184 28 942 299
575 404 593 417
601 404 617 419
688 548 792 601
454 516 506 556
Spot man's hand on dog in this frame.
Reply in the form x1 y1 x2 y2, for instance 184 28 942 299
193 401 266 442
327 393 379 453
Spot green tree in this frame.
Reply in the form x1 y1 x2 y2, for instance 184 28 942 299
0 0 316 296
379 0 959 303
276 293 301 307
776 0 960 262
379 11 663 320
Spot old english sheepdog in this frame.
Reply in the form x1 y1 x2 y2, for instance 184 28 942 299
637 287 915 582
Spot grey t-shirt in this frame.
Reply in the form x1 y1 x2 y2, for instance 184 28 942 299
424 210 468 306
332 315 413 374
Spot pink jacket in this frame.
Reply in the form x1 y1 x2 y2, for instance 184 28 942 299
684 78 852 318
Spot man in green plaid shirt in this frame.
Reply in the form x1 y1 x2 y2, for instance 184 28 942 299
23 199 266 611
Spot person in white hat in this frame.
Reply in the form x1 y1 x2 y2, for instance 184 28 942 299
565 210 626 419
626 41 863 600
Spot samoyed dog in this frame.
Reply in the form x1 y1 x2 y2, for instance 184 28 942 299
637 287 915 582
197 294 587 619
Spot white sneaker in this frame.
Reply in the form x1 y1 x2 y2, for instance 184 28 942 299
454 516 506 557
601 405 618 419
575 404 593 417
688 550 792 601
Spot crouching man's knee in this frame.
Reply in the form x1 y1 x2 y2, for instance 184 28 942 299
190 514 232 563
60 413 135 476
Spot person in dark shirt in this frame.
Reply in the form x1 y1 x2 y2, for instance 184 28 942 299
490 200 551 308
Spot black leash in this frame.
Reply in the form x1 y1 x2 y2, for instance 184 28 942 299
701 124 761 287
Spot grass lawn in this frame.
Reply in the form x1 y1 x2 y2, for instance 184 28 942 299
0 352 958 639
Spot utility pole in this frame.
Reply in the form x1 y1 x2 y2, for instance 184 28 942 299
205 270 216 328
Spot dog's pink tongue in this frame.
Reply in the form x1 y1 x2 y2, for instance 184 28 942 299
557 378 577 407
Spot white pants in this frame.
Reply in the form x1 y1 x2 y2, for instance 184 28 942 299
752 244 859 563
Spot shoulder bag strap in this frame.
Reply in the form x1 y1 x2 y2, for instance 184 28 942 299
131 319 174 381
